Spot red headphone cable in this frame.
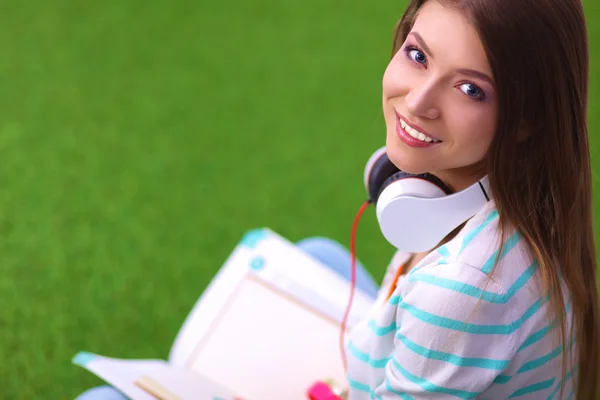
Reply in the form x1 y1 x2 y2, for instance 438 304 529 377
339 200 370 373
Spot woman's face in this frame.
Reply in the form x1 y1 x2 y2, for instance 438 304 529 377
382 0 498 192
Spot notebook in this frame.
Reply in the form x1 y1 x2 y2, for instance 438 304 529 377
73 228 376 400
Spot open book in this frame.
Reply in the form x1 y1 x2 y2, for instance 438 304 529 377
73 228 376 400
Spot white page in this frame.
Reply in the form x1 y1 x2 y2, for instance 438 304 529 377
187 276 351 400
73 352 239 400
134 366 240 399
73 352 168 400
168 245 253 367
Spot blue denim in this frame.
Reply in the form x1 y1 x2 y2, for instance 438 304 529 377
74 236 379 399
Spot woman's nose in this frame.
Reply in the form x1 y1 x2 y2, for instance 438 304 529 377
405 82 441 120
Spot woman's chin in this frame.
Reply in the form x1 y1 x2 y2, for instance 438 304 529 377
385 146 431 175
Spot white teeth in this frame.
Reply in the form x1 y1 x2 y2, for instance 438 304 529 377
400 119 438 143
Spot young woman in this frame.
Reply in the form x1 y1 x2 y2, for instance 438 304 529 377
341 0 599 398
75 0 599 398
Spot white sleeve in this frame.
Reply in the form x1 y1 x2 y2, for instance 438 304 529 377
374 262 519 399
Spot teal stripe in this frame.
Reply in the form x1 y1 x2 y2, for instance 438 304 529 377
399 295 546 334
240 228 268 248
518 320 557 352
481 231 521 274
408 261 538 304
348 377 371 393
391 358 480 399
384 377 416 399
395 332 510 370
518 297 572 353
347 341 390 368
494 375 511 384
492 338 575 385
566 389 574 400
545 365 578 399
407 258 454 277
346 377 403 399
72 352 96 367
368 319 397 336
408 274 494 301
460 209 499 254
517 344 563 373
505 261 538 297
389 295 401 305
437 245 450 258
508 378 555 398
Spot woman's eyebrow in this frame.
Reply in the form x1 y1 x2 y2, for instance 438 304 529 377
456 68 495 87
409 32 434 57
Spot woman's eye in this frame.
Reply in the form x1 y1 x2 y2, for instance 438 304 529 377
459 83 485 100
408 48 427 65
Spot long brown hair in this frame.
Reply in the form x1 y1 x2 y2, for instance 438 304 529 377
392 0 599 398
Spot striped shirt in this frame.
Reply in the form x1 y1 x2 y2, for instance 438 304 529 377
345 199 577 399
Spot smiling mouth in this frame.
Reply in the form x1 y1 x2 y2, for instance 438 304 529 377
396 113 442 144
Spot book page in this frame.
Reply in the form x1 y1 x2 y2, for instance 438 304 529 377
168 245 253 367
135 367 240 399
72 352 168 400
186 276 350 400
73 352 240 400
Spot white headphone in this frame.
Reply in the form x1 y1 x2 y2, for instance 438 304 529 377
363 147 492 253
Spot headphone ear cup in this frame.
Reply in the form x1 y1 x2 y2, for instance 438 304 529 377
375 174 491 252
364 149 400 203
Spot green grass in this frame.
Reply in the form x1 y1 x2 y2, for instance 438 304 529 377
0 1 599 398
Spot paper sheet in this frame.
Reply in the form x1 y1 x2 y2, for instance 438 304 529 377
73 352 240 400
73 352 170 400
168 245 254 367
186 275 350 400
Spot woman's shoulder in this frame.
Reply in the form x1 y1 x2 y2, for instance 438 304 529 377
387 200 545 305
399 200 545 314
436 200 537 288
